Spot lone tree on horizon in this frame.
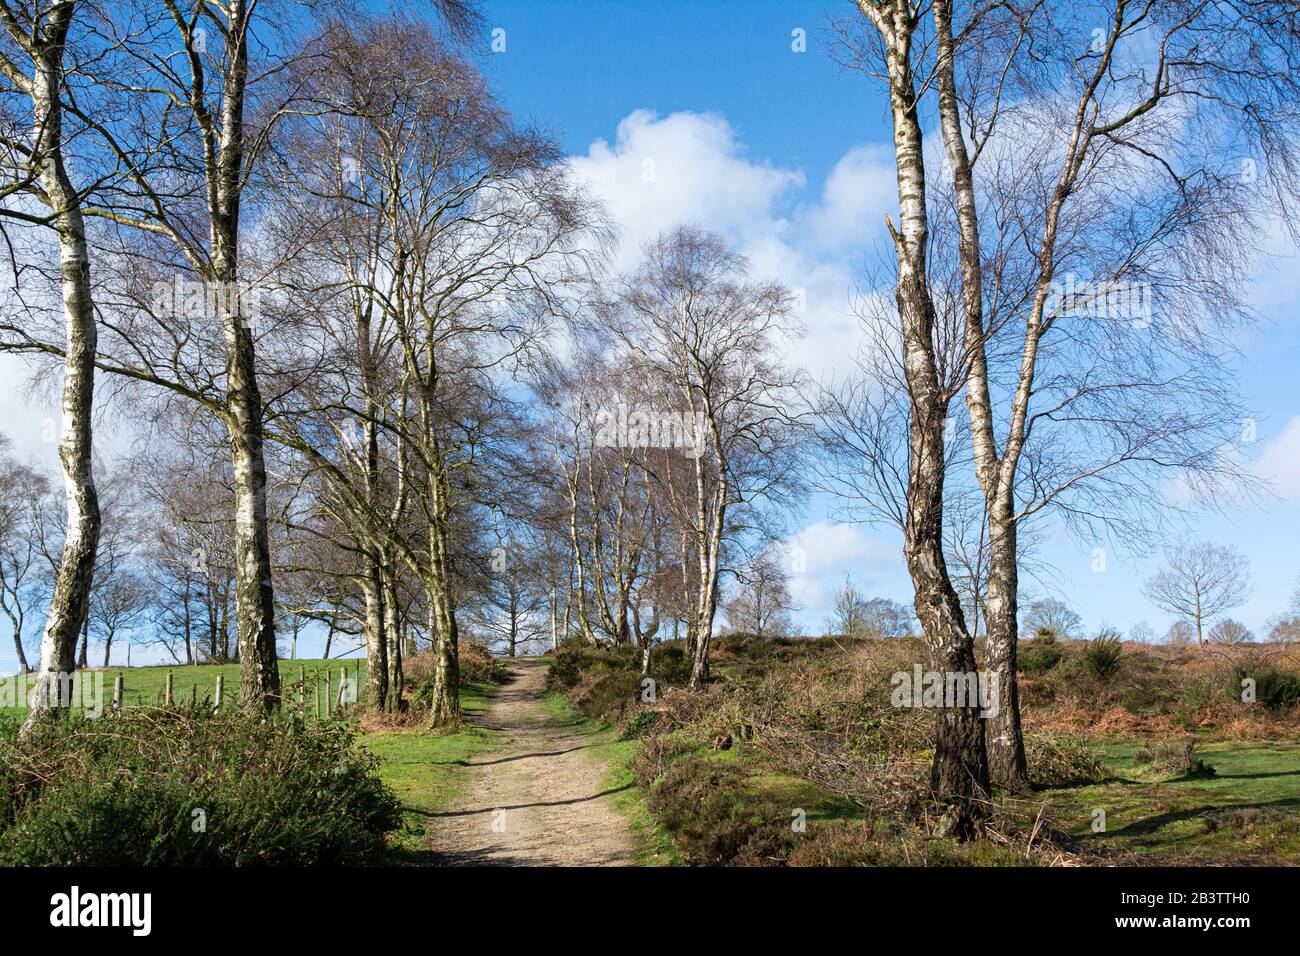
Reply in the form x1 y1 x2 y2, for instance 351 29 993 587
1144 541 1251 647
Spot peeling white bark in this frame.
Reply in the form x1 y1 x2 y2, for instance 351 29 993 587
21 2 101 731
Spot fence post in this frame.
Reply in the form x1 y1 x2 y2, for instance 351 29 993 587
113 674 123 710
325 669 332 717
165 671 174 707
214 674 224 712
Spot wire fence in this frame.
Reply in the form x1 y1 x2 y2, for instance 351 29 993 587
1 661 368 719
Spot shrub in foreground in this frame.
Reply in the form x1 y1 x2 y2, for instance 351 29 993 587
646 756 791 865
0 707 400 865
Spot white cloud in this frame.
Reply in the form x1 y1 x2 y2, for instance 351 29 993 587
793 143 898 253
1254 415 1300 500
781 520 905 629
787 520 896 574
1158 415 1300 509
567 109 805 271
567 110 899 380
0 353 60 468
565 112 914 633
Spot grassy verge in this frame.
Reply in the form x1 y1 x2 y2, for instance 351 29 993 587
1038 739 1300 863
535 689 859 866
362 683 495 863
538 692 679 866
0 658 365 717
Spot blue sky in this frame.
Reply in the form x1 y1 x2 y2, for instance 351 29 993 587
1 0 1297 670
473 0 1300 639
478 0 873 186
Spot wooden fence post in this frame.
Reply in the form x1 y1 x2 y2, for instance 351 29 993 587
113 674 123 709
165 671 174 707
214 674 224 712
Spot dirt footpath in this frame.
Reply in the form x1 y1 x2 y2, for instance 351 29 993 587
424 658 635 866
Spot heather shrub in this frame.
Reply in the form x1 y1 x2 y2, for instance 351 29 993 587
0 707 400 865
1229 664 1300 711
646 756 790 865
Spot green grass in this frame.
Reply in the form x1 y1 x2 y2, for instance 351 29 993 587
1038 740 1300 863
539 692 680 866
362 683 496 863
628 731 1294 865
741 769 861 826
2 655 498 864
0 658 366 718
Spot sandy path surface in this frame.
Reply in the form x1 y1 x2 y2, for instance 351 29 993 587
424 658 635 866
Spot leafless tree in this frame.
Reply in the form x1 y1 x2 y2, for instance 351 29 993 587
826 575 870 639
89 566 148 666
1208 618 1252 646
1127 620 1155 645
836 2 991 832
132 426 245 664
1165 619 1195 646
267 16 605 727
932 0 1296 791
1144 540 1251 647
1266 616 1300 644
0 435 53 672
0 3 481 715
1265 580 1300 643
609 227 807 689
468 527 549 658
77 467 143 667
535 348 699 673
725 549 795 640
863 597 915 639
535 356 611 648
1021 598 1082 641
47 0 310 710
844 0 1300 801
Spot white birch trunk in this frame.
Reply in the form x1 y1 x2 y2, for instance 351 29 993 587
22 3 101 731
